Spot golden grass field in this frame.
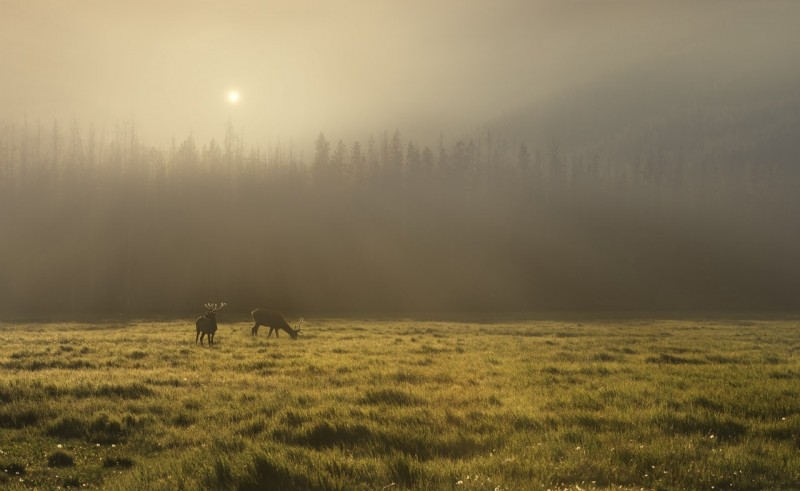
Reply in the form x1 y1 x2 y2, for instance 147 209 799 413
1 317 799 490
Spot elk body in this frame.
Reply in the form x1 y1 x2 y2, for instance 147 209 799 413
251 309 303 339
196 303 226 346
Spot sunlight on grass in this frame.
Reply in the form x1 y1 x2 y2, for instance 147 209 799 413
0 318 799 489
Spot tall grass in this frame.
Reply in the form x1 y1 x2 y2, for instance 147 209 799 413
0 317 798 489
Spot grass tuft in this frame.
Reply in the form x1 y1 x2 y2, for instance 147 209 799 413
46 417 86 439
390 454 421 487
652 412 748 440
3 462 26 475
239 453 314 491
102 456 134 468
646 353 705 365
287 421 374 449
361 388 421 406
63 476 81 488
0 407 40 428
47 451 75 467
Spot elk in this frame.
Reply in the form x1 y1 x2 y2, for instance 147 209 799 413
250 309 303 339
196 302 226 346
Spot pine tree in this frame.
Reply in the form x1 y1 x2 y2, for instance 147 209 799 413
312 132 330 183
517 143 531 174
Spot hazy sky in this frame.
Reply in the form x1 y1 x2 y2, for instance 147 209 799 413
2 1 798 147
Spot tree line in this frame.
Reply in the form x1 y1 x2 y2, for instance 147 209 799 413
0 119 798 316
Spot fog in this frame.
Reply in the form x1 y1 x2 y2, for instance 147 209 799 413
1 1 799 316
4 1 798 144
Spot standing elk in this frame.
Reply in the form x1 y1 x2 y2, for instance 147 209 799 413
196 303 226 346
250 309 303 339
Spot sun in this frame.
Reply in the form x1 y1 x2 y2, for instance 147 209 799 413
227 90 240 104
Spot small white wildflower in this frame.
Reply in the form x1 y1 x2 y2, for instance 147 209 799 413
457 480 463 485
57 444 63 449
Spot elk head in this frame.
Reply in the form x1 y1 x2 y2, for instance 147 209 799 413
204 302 227 319
294 318 304 338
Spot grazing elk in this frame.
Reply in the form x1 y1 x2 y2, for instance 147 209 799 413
196 303 226 346
250 309 303 339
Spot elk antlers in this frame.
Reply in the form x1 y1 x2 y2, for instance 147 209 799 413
204 302 227 313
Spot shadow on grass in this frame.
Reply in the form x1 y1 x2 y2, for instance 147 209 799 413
274 422 373 449
1 359 96 370
645 353 706 365
237 454 317 491
653 412 747 440
360 388 421 406
103 456 135 468
390 454 422 487
47 451 75 468
275 420 496 460
68 383 154 399
0 408 41 429
46 413 140 443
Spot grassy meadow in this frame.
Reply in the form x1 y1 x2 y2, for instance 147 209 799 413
1 317 799 490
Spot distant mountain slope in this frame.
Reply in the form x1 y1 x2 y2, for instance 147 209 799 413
488 59 800 172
